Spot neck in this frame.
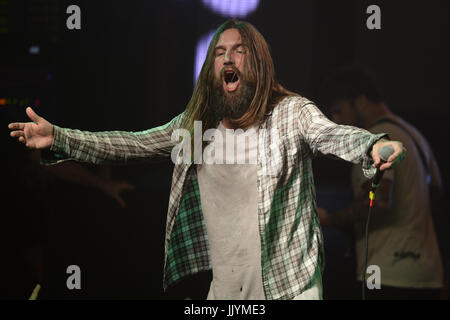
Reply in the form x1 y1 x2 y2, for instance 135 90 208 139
221 118 240 130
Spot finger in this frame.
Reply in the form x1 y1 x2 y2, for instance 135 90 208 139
388 147 406 166
372 152 381 167
10 130 24 138
25 141 34 149
374 158 381 168
387 153 398 163
371 142 381 165
379 162 391 171
18 136 26 143
387 145 401 163
26 107 41 123
121 182 135 190
387 147 404 163
8 122 25 130
115 196 126 208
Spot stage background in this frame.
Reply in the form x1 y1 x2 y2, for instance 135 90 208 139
0 0 448 299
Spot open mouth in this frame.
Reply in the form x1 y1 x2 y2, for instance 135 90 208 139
223 69 240 92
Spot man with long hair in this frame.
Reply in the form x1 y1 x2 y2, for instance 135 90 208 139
8 20 405 300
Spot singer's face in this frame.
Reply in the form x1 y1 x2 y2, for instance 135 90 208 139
214 28 247 94
329 99 358 126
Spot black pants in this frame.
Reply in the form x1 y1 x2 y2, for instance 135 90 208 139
357 281 442 300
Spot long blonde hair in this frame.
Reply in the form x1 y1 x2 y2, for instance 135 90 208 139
180 20 297 147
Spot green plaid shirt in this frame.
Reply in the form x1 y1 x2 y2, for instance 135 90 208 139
43 96 386 299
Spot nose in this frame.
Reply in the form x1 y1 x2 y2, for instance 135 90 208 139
223 50 234 65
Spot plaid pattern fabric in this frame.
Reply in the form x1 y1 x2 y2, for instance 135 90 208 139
43 96 386 299
42 113 184 165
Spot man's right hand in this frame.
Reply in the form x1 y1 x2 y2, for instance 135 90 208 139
8 107 54 150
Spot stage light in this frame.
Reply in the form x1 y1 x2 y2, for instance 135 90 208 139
194 30 215 84
202 0 259 17
29 45 40 55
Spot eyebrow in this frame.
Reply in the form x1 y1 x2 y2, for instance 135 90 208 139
214 43 246 51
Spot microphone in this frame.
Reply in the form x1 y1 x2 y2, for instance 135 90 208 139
363 144 395 300
371 145 395 190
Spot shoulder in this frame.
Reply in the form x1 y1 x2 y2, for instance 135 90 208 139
280 95 314 108
265 95 322 135
272 95 317 118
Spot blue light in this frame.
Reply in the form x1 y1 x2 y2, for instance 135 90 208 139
202 0 259 17
194 30 215 84
29 45 40 55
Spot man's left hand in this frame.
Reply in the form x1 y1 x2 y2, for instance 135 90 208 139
100 180 135 208
371 139 406 171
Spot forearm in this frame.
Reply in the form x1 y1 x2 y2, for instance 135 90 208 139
44 161 107 191
50 126 174 164
298 103 388 178
41 113 183 166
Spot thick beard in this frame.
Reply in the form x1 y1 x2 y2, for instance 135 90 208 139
212 79 255 120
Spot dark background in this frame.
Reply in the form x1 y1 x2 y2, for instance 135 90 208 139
0 0 449 299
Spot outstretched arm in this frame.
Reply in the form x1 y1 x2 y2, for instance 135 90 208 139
9 107 183 165
298 102 405 177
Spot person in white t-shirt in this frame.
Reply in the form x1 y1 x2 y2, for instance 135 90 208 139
318 66 444 300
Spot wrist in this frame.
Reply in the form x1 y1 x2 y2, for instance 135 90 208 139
50 125 55 148
49 125 59 151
